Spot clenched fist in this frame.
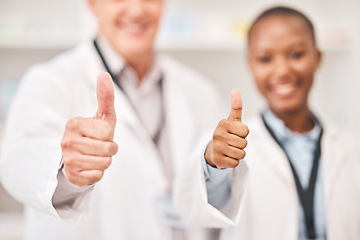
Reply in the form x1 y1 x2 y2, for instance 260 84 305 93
205 89 249 169
61 72 118 187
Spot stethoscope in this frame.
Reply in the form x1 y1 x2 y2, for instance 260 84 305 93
93 39 165 146
262 113 324 240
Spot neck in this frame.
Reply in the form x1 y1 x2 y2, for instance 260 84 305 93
272 107 314 133
126 52 153 85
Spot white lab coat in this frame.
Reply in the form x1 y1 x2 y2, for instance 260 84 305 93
220 114 360 240
0 41 248 240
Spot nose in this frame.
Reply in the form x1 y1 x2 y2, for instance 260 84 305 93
127 0 145 19
273 56 292 80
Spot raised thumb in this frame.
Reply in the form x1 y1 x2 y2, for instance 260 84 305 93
94 72 116 125
227 89 243 122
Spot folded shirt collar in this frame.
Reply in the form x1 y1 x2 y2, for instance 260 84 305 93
262 108 322 144
95 34 162 96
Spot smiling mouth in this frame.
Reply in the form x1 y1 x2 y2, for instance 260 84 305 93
120 22 148 35
273 83 297 98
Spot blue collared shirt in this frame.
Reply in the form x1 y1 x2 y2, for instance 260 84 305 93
202 144 232 209
203 110 326 239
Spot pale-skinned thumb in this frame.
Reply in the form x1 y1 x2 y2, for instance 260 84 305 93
94 72 116 125
227 89 243 122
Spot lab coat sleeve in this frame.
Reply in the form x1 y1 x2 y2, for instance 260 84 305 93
201 144 233 209
52 169 94 221
174 138 249 228
172 79 249 228
0 64 94 220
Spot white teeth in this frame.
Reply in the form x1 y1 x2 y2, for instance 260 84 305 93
274 84 295 95
124 23 144 33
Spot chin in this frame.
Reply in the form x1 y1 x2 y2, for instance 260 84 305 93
117 43 153 57
271 103 306 116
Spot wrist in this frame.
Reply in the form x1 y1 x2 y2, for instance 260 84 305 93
205 141 216 167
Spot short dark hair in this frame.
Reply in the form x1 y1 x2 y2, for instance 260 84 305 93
248 6 317 47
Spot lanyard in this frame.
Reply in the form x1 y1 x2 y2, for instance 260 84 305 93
261 113 323 239
93 40 165 146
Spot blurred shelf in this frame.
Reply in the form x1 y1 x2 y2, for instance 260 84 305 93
157 42 355 52
156 40 245 51
0 39 78 50
0 39 355 52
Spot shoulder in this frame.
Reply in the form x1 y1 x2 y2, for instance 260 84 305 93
313 116 360 166
25 41 97 81
13 42 99 110
18 41 100 97
320 119 360 183
322 120 357 148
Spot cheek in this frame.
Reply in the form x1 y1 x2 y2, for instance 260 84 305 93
294 57 318 78
251 64 270 93
151 3 163 18
294 62 317 92
100 6 121 29
148 7 163 30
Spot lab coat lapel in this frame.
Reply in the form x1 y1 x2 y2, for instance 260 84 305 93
83 41 150 139
321 125 347 203
253 114 347 201
251 116 295 188
113 86 146 135
161 70 194 175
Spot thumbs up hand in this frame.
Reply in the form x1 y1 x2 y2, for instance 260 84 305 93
61 72 118 187
205 90 249 169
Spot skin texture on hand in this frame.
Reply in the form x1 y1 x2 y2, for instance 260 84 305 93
61 72 118 187
205 89 249 169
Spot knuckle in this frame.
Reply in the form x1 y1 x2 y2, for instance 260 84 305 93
229 160 240 168
65 171 78 184
242 124 250 137
239 150 246 159
243 138 248 148
218 119 227 126
66 118 80 130
92 171 104 183
61 137 71 149
62 137 80 151
103 157 112 169
112 142 119 155
236 138 247 149
217 120 229 131
213 129 222 140
63 154 82 170
224 120 233 129
63 155 74 167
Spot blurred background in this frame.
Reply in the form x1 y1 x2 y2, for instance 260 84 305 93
0 0 359 239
